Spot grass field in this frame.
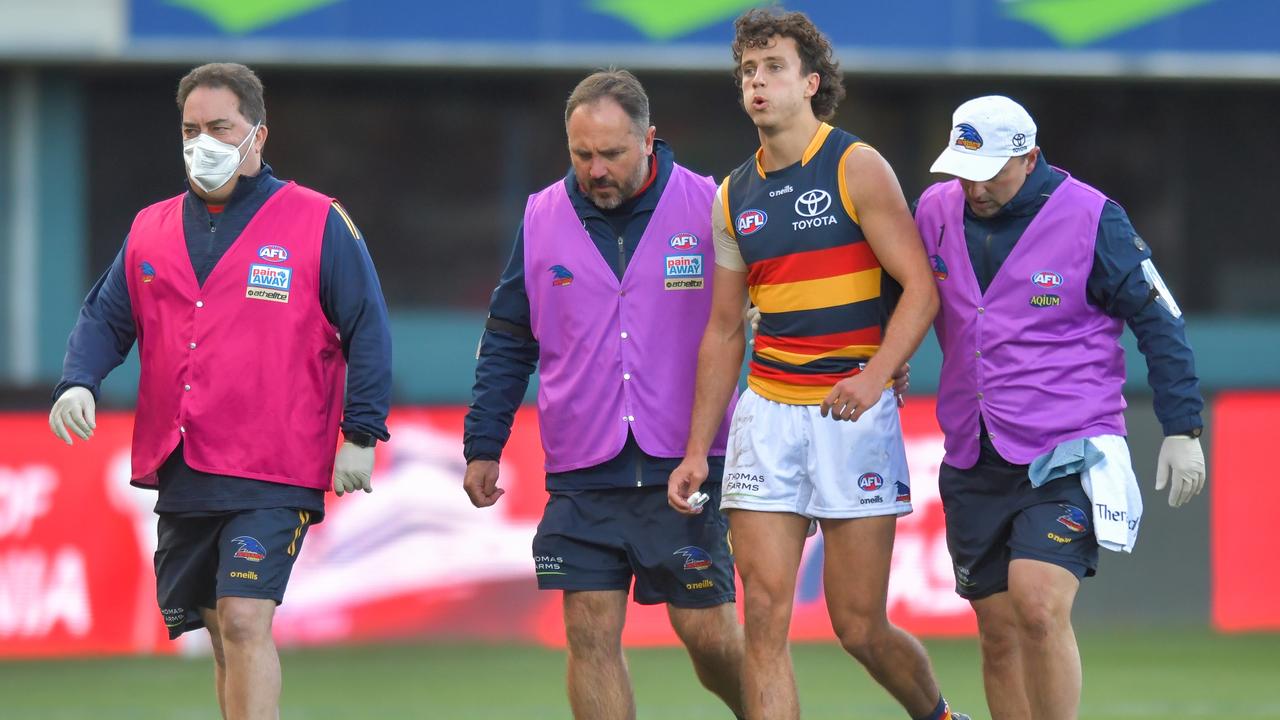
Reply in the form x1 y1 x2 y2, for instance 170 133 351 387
1 629 1277 719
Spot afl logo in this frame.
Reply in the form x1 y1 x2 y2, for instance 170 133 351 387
1032 271 1063 288
669 233 699 250
857 472 885 492
258 245 289 262
736 209 768 236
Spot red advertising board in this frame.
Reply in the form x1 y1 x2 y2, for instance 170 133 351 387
1211 391 1280 632
0 400 974 658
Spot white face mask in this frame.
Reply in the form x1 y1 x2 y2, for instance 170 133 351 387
182 122 260 193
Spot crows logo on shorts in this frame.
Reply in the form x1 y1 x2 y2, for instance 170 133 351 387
1055 504 1088 533
232 536 267 562
674 546 713 571
895 481 911 503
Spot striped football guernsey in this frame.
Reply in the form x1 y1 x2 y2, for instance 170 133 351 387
723 123 887 404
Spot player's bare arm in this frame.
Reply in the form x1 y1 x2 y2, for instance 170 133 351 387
821 146 939 421
669 264 749 514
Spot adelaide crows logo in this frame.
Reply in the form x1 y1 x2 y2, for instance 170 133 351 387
549 265 574 287
1056 504 1088 533
953 123 984 151
231 536 267 563
140 261 156 283
674 546 713 571
930 254 948 281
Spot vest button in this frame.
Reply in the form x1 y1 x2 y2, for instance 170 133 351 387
977 392 984 400
189 342 197 349
184 384 191 392
977 306 984 314
620 331 629 339
179 426 185 433
623 373 631 380
195 300 204 308
974 350 981 357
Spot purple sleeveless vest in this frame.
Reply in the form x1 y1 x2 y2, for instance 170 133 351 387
915 171 1127 469
523 165 733 472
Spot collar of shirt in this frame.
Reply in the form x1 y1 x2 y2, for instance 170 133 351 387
183 163 286 224
563 139 676 223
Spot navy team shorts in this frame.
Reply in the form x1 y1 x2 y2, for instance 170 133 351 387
532 483 735 608
154 507 317 639
939 442 1098 600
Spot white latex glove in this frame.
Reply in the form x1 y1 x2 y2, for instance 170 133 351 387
1155 435 1205 508
333 441 375 496
49 386 96 445
745 305 760 347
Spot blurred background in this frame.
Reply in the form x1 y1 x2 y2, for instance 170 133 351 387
1 1 1278 718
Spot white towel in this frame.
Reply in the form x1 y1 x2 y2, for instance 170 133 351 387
1079 435 1143 553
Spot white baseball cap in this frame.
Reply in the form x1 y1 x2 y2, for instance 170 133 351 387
930 95 1037 182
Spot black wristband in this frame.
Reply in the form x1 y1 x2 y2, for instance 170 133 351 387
343 430 377 448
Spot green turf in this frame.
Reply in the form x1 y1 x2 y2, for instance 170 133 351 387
1 630 1276 719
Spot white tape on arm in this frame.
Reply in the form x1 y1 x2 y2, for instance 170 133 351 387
1140 258 1182 319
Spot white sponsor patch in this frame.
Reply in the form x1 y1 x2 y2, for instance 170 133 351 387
247 264 292 290
1140 258 1181 318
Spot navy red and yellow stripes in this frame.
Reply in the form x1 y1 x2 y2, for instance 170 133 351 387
726 123 886 404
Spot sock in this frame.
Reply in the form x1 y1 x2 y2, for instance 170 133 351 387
913 696 950 720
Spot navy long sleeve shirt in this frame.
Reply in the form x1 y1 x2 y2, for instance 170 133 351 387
55 165 392 512
955 153 1203 436
463 141 722 491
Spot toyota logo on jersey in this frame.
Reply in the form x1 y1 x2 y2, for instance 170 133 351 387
795 189 831 218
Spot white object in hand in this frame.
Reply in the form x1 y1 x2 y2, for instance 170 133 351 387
687 491 710 512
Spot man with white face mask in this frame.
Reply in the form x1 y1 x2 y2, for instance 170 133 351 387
49 62 391 720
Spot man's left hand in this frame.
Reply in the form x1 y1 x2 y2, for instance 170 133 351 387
334 441 375 496
1155 435 1205 508
891 362 910 408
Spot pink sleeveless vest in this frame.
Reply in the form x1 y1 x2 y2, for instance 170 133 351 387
124 182 345 489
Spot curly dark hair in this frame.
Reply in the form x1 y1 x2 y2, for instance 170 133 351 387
730 8 845 121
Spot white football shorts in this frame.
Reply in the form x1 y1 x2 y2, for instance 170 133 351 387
719 387 912 519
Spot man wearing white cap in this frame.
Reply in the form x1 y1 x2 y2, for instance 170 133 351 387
915 95 1206 719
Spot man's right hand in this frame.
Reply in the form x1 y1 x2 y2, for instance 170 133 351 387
463 459 504 508
668 456 709 515
49 387 96 445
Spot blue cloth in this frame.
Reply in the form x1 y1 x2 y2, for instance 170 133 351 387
54 165 392 512
1028 438 1105 488
955 152 1203 437
463 141 699 491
